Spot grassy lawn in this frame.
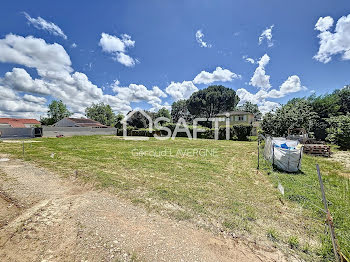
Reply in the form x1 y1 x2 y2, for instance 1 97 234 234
0 135 349 261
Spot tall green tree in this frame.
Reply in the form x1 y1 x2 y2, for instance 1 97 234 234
336 85 350 114
326 113 350 150
155 107 171 119
85 102 115 126
114 113 124 129
238 101 262 121
306 86 350 139
154 107 171 125
308 93 340 119
41 100 71 125
171 99 191 123
187 85 240 118
262 98 319 137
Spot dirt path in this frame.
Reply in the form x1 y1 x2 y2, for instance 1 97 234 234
0 155 288 262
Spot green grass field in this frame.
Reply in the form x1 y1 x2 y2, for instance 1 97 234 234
0 136 349 261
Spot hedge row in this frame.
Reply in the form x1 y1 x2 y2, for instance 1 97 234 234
117 125 253 141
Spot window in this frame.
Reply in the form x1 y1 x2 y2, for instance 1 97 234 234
238 116 244 121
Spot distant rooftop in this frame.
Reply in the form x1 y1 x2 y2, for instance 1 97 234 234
66 118 107 127
0 118 40 128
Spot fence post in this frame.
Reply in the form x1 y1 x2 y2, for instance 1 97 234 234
257 137 260 170
316 164 340 262
272 143 275 167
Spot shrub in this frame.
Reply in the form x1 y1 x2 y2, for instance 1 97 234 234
326 113 350 150
116 125 237 140
232 125 253 141
202 129 215 139
131 130 152 137
218 127 230 140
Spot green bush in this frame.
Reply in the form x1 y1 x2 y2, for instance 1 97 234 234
131 130 153 137
326 113 350 150
232 125 253 141
117 125 240 140
201 128 215 139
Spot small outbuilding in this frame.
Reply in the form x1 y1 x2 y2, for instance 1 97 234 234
53 118 107 128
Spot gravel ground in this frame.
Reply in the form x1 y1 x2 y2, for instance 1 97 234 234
0 155 288 262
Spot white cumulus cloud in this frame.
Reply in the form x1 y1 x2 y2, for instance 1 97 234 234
23 94 46 104
315 16 334 32
23 12 67 40
0 34 72 74
0 34 167 118
193 67 241 84
237 75 306 114
249 54 271 90
112 81 167 104
148 101 171 112
314 14 350 63
266 75 306 98
258 101 280 114
99 33 137 67
116 52 136 67
258 25 274 47
165 81 198 101
1 68 50 95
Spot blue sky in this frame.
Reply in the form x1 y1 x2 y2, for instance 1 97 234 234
0 0 350 119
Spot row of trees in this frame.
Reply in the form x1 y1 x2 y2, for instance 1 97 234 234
40 101 125 128
41 85 261 129
171 85 261 123
262 86 350 149
128 85 261 128
39 85 348 148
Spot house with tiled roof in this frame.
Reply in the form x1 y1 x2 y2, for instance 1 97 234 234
0 118 41 128
53 118 107 128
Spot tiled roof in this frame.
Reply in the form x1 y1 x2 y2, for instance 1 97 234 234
0 118 41 128
67 118 107 127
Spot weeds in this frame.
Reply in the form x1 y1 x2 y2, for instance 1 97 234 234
267 228 279 242
288 236 299 249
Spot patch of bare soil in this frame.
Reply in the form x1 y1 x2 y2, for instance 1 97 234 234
0 192 21 228
0 155 289 262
